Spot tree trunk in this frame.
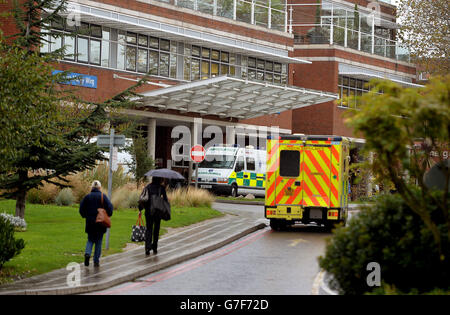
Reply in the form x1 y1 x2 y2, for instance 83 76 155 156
15 189 26 219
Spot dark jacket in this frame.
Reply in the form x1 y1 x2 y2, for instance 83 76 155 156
79 188 113 240
138 183 168 217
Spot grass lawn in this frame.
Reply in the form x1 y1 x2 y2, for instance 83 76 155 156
0 199 223 284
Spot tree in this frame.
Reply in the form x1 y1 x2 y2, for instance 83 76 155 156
126 132 155 187
0 0 148 218
344 76 450 263
397 0 450 75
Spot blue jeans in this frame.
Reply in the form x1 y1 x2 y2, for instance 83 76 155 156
85 235 103 264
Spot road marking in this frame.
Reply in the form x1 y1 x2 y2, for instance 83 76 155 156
288 238 309 247
311 270 325 295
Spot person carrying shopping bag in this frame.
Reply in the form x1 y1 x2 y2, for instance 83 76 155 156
79 180 113 267
138 176 169 255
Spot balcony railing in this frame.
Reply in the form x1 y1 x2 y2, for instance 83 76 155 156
154 0 287 32
288 1 411 63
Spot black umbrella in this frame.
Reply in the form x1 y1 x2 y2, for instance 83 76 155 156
144 168 185 180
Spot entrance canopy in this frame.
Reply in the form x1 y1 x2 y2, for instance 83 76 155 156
139 76 338 120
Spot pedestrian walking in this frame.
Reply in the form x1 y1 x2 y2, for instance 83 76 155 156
79 180 113 267
139 176 169 255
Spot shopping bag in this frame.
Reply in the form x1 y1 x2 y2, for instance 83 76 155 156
131 212 146 242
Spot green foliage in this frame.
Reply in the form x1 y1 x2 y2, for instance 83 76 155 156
0 216 25 269
0 0 149 219
319 191 450 295
55 188 74 206
344 76 450 263
126 135 154 185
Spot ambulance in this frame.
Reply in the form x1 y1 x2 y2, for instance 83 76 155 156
195 145 266 197
265 135 350 230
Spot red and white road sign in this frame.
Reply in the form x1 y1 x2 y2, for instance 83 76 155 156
190 145 206 163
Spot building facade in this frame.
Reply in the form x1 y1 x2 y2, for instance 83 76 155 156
1 0 418 188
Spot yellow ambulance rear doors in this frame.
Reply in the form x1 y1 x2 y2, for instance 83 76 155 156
274 137 304 206
301 137 341 209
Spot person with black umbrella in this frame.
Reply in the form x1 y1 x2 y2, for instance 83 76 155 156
138 176 168 255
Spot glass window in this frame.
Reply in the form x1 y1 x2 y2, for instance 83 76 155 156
63 35 75 60
202 47 210 59
248 57 256 68
90 39 101 65
235 156 245 172
211 50 220 61
282 64 287 74
160 39 170 51
126 46 137 71
149 37 159 49
265 72 273 83
229 53 236 65
137 49 148 73
79 22 90 36
91 24 102 38
170 53 177 78
184 44 191 56
230 66 235 76
280 150 300 177
102 28 110 40
265 61 273 71
101 40 109 67
221 51 229 63
192 46 201 57
211 62 219 77
117 43 125 70
138 35 148 47
50 33 62 53
77 37 89 63
274 74 281 84
184 57 191 81
191 58 200 81
246 157 255 171
201 60 210 79
257 59 265 70
248 69 256 80
274 62 281 73
149 50 159 75
257 71 264 82
170 41 177 54
160 52 170 77
41 34 50 53
127 32 137 45
221 64 229 75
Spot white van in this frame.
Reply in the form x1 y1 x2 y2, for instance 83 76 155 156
194 145 266 197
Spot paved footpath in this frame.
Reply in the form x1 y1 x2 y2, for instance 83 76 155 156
0 213 266 295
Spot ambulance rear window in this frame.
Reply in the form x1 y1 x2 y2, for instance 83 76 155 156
280 150 300 177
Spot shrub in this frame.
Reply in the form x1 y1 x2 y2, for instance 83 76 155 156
26 182 59 204
168 187 215 208
111 183 143 210
55 188 75 206
0 216 25 269
319 191 449 295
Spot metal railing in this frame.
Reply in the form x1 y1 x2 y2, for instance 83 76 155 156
288 1 411 63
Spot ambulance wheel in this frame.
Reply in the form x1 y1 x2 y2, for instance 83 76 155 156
270 219 286 231
231 184 238 197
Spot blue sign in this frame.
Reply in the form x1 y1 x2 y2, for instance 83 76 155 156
52 70 97 89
